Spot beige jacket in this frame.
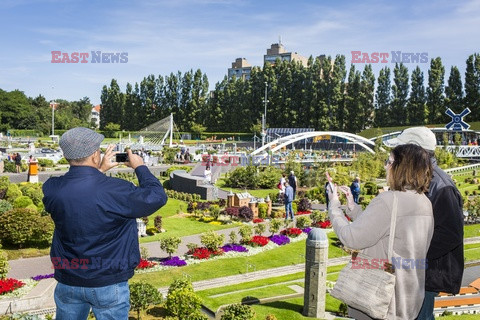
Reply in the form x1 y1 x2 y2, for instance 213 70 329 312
329 190 433 320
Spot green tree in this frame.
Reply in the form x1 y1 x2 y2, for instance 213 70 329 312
129 281 162 320
344 65 362 133
407 66 426 125
464 53 480 120
360 64 376 130
391 63 409 126
0 89 36 132
331 55 347 130
426 57 445 124
445 66 464 112
375 67 391 127
160 237 182 258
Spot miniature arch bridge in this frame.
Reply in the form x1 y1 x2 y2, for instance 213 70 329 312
250 131 377 156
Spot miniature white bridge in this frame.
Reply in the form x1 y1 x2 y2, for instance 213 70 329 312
250 131 377 156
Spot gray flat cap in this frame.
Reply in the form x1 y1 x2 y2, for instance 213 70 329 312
60 127 104 160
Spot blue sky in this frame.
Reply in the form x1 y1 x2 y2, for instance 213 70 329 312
1 0 479 105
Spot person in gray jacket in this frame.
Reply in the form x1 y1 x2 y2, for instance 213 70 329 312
328 144 434 319
385 127 464 320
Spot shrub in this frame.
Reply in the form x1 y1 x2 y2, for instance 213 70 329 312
5 184 22 202
295 216 312 229
186 242 198 253
140 246 149 260
166 279 203 320
154 215 163 232
57 157 69 164
0 200 13 215
254 223 266 236
297 197 311 212
0 176 10 192
37 159 54 168
238 206 253 221
21 187 43 206
224 166 258 189
363 181 378 195
221 304 255 320
3 160 16 173
265 315 277 320
0 250 8 279
269 218 283 235
257 166 282 188
160 237 182 258
0 208 53 248
310 210 327 223
13 196 34 209
292 202 297 213
270 208 284 219
239 225 253 244
209 205 221 220
200 231 225 252
225 207 239 218
228 231 237 244
129 281 162 320
257 203 268 219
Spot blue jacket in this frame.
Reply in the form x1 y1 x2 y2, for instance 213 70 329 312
42 165 167 287
284 185 294 203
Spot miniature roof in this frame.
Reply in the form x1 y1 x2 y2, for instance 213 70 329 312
236 192 251 200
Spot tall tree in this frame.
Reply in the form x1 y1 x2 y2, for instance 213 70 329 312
374 67 391 127
360 64 375 130
100 79 124 129
391 63 409 126
331 55 346 130
344 65 362 133
426 57 445 124
407 66 426 125
445 66 463 113
464 53 480 121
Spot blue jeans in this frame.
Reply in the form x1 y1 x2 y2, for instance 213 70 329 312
55 281 130 320
416 290 438 320
285 202 294 220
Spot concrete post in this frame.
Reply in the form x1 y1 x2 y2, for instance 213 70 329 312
303 228 328 318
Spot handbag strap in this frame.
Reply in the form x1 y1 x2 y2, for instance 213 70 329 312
387 192 398 261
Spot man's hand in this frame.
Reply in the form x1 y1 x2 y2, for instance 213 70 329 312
125 149 144 170
327 183 339 202
338 185 356 211
99 145 118 173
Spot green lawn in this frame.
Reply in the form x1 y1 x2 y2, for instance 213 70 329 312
464 243 480 261
464 224 480 238
139 198 241 243
215 177 277 198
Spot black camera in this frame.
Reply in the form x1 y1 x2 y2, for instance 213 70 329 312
115 153 128 162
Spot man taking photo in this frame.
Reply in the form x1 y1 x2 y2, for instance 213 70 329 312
43 127 167 319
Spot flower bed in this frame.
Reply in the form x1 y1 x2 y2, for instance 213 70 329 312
302 227 312 234
280 227 303 238
249 235 270 247
269 234 290 246
314 220 332 229
192 247 224 260
0 278 25 295
252 218 264 223
295 211 312 216
160 256 187 267
222 244 248 253
136 258 158 270
31 273 54 281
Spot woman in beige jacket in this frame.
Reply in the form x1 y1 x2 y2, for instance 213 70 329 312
328 144 434 319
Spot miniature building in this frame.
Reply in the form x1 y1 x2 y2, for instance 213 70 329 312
226 191 272 218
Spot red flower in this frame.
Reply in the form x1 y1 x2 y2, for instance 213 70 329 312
295 211 312 216
136 258 157 270
0 278 25 295
280 228 302 237
249 236 270 247
314 220 332 229
253 218 264 223
192 247 224 259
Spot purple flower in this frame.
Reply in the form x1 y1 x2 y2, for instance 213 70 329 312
269 234 290 246
221 244 248 253
302 227 312 234
31 273 55 281
161 256 187 267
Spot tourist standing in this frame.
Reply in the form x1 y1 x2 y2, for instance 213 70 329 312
328 144 434 319
43 127 167 319
350 177 361 204
14 153 22 173
385 127 464 320
284 181 294 220
288 171 297 199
